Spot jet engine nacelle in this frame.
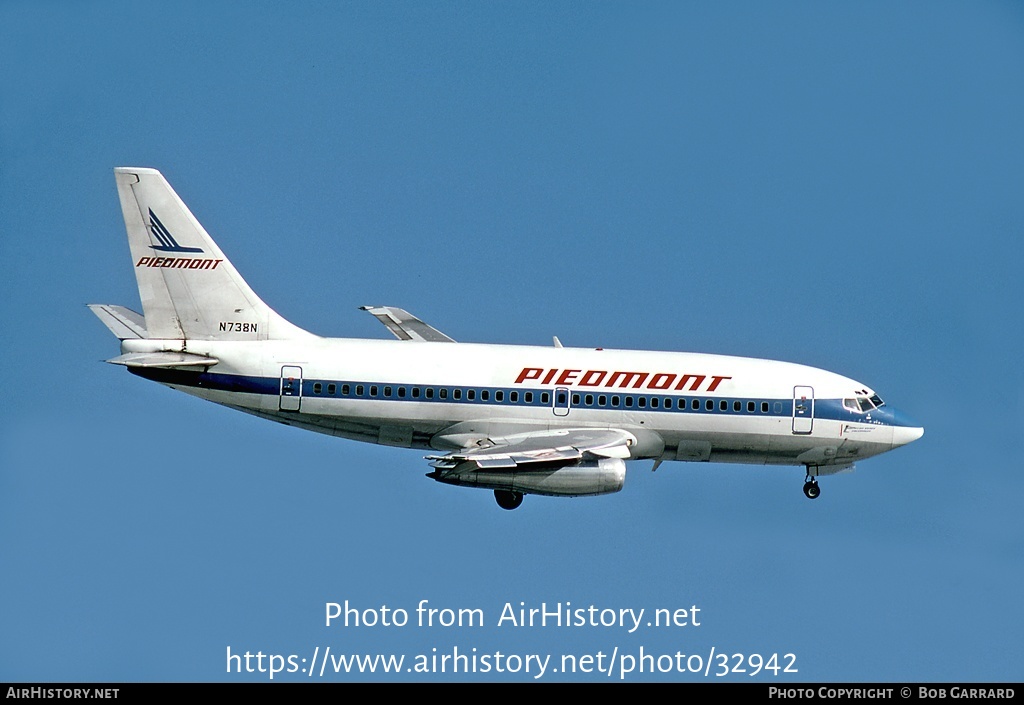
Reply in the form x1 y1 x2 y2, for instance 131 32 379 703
432 457 626 497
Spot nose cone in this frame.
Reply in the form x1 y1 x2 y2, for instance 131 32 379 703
889 408 924 447
892 424 924 446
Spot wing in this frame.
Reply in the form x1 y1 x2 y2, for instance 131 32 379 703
360 306 455 343
426 427 635 470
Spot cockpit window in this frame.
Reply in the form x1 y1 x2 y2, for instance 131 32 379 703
844 394 883 414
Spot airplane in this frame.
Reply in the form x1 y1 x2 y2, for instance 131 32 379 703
90 167 924 510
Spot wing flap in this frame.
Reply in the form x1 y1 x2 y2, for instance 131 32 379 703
427 428 636 471
475 457 518 469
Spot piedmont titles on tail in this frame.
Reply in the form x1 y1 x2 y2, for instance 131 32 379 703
90 167 924 510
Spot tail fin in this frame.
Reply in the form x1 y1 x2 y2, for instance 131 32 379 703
114 167 313 341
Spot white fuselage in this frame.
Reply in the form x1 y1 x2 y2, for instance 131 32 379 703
93 167 925 507
121 336 915 473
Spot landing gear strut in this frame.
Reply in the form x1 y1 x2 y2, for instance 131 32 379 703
494 489 524 510
802 474 821 500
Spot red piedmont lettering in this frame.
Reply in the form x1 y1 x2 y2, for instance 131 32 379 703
578 370 607 386
515 368 543 384
674 374 706 391
706 375 732 392
555 369 581 385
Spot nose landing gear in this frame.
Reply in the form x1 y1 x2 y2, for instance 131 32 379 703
802 474 821 500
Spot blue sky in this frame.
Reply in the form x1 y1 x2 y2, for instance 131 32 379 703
1 1 1022 683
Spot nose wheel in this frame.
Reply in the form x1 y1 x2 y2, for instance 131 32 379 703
802 475 821 500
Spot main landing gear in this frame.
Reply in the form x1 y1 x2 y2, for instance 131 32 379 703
802 474 821 500
494 489 524 510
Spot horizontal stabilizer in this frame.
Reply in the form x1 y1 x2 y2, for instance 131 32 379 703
360 306 455 343
105 352 219 368
88 304 148 339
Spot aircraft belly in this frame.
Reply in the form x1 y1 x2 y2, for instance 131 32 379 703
661 415 774 465
170 384 264 411
241 409 437 449
708 443 770 465
657 418 888 466
759 420 892 466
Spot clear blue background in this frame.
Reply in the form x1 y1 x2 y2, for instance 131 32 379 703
1 1 1021 683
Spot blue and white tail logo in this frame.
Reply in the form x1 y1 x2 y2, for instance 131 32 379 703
148 209 203 253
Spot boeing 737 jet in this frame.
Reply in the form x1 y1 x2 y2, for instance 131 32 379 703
90 167 924 509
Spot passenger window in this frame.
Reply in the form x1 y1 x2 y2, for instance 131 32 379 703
761 401 769 413
572 393 580 405
650 397 658 408
585 394 594 406
638 397 647 408
510 391 518 403
468 390 476 401
733 401 741 412
495 391 504 402
747 401 754 412
370 385 378 397
425 388 433 399
356 385 364 396
384 386 392 397
439 388 447 399
398 387 406 398
481 390 489 401
705 399 713 411
625 396 633 408
454 389 462 400
327 383 336 395
692 399 699 410
525 392 533 403
612 395 620 407
411 388 419 398
598 395 607 406
342 384 351 395
313 382 322 394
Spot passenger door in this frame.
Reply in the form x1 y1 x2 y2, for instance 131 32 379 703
792 385 814 434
